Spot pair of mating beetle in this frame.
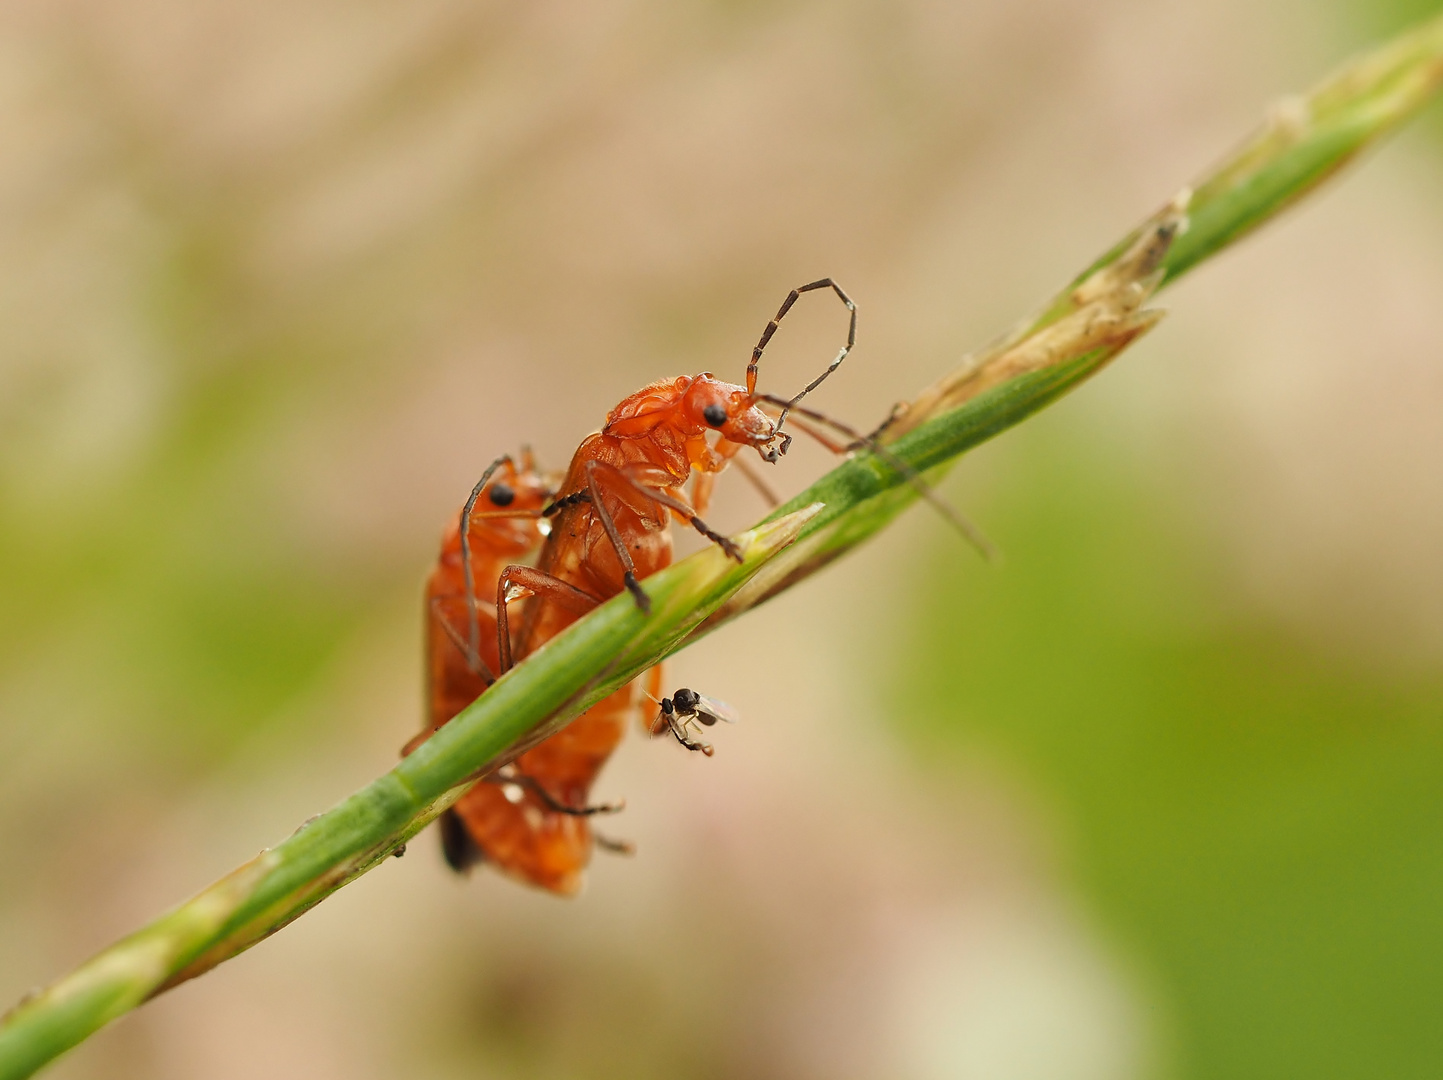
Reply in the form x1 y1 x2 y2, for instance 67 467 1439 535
410 278 957 894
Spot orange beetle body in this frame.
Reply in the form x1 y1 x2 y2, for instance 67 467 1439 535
423 458 549 725
416 456 631 894
511 373 781 656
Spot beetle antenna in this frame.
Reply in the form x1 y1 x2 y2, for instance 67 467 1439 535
746 279 857 448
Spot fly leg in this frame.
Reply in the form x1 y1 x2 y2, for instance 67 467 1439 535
648 696 715 756
666 711 714 756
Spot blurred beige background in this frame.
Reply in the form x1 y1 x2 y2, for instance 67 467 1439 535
2 1 1441 1078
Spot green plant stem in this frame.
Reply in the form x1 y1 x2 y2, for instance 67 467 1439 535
3 13 1442 1079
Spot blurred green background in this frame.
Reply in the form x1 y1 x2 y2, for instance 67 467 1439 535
1 1 1441 1078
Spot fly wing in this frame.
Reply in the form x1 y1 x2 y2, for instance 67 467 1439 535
692 693 740 726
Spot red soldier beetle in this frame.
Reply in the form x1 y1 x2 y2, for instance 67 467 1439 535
409 451 632 893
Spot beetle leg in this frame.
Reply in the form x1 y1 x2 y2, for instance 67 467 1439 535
730 455 781 508
581 459 654 612
586 459 743 565
756 395 997 560
488 768 624 816
430 595 497 686
495 565 601 673
593 832 636 856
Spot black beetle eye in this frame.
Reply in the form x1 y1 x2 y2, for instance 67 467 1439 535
488 482 515 507
702 403 727 428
